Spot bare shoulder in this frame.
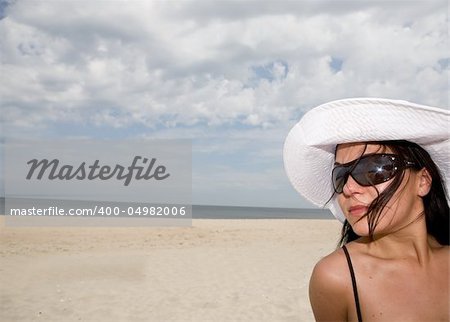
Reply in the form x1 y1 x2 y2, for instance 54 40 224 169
310 248 348 286
436 244 450 254
309 248 351 321
435 244 450 267
430 238 449 267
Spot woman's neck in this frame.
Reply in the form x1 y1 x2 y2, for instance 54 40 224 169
362 215 442 265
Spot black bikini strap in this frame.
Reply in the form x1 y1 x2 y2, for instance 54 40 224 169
342 245 363 322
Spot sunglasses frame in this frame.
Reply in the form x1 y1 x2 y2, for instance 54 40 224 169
332 153 416 194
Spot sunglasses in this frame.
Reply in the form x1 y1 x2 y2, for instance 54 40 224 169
332 153 416 194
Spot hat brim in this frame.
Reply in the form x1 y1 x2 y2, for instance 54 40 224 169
283 98 450 222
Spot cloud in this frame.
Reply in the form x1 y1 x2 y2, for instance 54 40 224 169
1 0 448 137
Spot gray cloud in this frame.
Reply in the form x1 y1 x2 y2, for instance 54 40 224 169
1 0 448 136
163 0 446 23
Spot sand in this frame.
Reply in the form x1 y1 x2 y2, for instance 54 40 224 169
0 217 341 322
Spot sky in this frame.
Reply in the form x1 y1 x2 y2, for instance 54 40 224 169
0 0 448 208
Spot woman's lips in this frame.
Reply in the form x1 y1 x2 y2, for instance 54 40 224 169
348 205 368 216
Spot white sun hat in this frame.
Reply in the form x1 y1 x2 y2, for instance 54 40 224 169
283 98 450 222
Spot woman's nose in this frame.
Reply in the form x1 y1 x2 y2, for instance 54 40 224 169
342 175 364 195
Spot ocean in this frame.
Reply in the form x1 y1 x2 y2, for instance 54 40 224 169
191 205 333 219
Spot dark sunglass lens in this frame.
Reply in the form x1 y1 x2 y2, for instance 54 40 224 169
332 166 348 193
352 155 398 186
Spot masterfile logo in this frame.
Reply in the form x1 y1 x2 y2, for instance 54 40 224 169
26 156 170 186
4 139 192 227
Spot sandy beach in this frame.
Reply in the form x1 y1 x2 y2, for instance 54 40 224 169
0 217 341 322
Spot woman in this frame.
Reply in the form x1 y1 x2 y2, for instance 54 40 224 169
283 98 449 321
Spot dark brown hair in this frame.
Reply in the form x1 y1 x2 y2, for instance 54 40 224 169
334 140 449 246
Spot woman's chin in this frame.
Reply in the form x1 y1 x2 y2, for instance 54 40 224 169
349 220 370 237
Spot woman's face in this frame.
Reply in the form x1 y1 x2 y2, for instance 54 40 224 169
335 142 426 237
